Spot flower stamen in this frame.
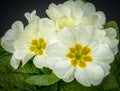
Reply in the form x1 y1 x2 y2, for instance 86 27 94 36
66 44 92 68
29 38 47 55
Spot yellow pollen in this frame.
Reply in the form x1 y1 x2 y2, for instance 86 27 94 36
82 47 91 55
39 38 44 43
38 50 43 55
32 39 38 45
57 17 75 30
29 46 37 52
70 47 76 53
75 44 82 51
78 61 86 68
29 38 47 55
71 59 77 67
83 55 92 62
66 53 74 58
42 42 47 49
66 44 92 68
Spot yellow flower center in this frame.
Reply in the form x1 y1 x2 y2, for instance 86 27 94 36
29 38 47 55
57 17 75 30
66 44 92 68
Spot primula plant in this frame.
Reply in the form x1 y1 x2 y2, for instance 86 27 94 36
0 0 120 91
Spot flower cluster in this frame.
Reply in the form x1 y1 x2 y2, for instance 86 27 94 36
1 0 119 87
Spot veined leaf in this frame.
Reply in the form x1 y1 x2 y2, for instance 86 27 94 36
58 80 97 91
26 72 60 86
101 73 119 90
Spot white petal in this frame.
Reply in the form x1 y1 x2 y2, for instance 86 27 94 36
93 62 111 77
82 15 98 27
111 46 118 55
46 3 72 20
92 44 114 64
102 32 119 55
24 23 39 39
93 29 106 41
14 49 34 66
75 66 91 86
64 0 83 19
12 21 24 32
110 39 119 48
57 28 75 47
39 18 56 35
88 41 101 51
1 21 23 53
57 4 71 18
83 2 96 16
96 11 106 26
38 18 56 44
24 10 40 23
86 63 104 86
74 26 94 46
33 55 47 68
47 57 75 82
46 3 63 21
10 55 21 69
1 37 14 53
46 42 68 57
104 28 117 38
13 23 39 49
64 0 84 9
75 63 104 86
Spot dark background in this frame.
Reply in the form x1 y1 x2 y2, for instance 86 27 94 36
0 0 120 39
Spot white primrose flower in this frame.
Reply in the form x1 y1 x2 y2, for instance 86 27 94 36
46 26 114 87
46 0 106 31
1 10 39 54
1 10 57 69
46 0 119 55
11 17 57 69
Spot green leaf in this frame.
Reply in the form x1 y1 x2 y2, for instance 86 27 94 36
0 43 14 73
104 21 119 40
0 39 36 90
101 73 119 90
58 80 97 91
104 21 119 31
41 67 51 75
26 72 60 86
38 83 58 91
82 0 88 3
0 73 36 91
16 60 41 74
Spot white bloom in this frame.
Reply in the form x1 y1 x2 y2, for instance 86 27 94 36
46 26 114 86
46 0 118 56
1 10 39 54
11 17 57 69
46 0 106 31
1 10 57 69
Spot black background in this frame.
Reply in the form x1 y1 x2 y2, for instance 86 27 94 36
0 0 120 38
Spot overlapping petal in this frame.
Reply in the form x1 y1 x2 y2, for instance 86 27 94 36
46 0 106 30
33 55 47 69
0 0 119 88
46 57 75 82
1 21 23 53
